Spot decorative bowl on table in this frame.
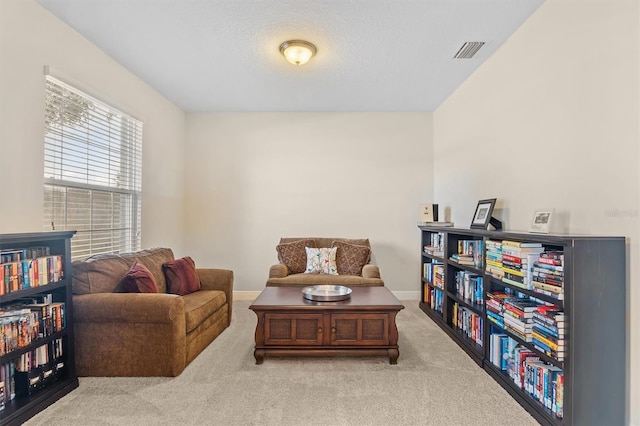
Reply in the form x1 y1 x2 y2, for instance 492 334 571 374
301 285 352 302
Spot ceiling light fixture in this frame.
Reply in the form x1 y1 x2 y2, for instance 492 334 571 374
279 40 317 66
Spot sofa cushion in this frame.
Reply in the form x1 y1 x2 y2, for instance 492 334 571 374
72 248 174 295
182 290 227 333
276 239 316 274
305 247 338 275
119 262 159 293
332 240 371 276
163 256 201 296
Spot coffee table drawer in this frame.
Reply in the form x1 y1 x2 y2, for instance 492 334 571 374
264 313 324 345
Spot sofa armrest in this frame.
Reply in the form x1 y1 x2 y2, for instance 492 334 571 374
74 292 184 323
269 264 289 278
362 264 381 279
73 293 187 376
197 268 234 325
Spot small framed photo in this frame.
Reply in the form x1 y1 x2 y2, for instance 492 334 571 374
530 209 554 234
470 198 497 229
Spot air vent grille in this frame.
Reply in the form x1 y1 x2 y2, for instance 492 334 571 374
454 42 485 59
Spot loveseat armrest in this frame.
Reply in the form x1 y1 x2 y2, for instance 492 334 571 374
74 292 185 323
269 264 289 278
362 264 381 279
197 268 234 325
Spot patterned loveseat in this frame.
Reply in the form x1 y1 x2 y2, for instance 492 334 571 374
266 237 384 287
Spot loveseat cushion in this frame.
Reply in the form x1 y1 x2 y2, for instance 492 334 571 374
276 238 316 274
304 247 338 275
267 273 384 287
182 290 227 333
332 240 371 276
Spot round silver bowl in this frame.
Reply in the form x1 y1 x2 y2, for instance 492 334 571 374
302 285 352 302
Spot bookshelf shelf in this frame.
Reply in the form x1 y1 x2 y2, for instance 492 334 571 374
447 292 483 315
419 225 625 426
0 231 77 426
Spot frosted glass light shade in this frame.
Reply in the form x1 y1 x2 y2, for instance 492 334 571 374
279 40 317 66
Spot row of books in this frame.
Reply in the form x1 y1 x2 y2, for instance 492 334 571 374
0 297 66 355
487 293 531 334
0 338 66 408
423 232 445 257
486 291 565 362
0 255 64 295
452 302 483 346
489 333 563 418
531 307 565 361
0 246 51 263
423 261 444 289
449 239 483 268
485 240 565 301
454 270 483 305
428 288 443 314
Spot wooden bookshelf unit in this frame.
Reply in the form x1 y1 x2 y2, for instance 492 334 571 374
419 225 625 426
0 231 78 425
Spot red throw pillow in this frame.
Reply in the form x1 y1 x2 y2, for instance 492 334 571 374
163 256 201 296
120 262 159 293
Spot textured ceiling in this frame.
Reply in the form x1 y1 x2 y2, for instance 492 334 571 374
37 0 544 112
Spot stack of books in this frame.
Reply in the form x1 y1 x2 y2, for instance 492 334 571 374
532 251 564 300
531 305 565 361
500 241 545 290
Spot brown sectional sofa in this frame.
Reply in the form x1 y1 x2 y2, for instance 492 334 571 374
267 237 384 287
71 248 233 377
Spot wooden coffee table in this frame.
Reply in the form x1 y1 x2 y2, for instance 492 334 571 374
249 286 404 364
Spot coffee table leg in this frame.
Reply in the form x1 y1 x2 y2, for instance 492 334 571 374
388 348 399 365
254 348 265 365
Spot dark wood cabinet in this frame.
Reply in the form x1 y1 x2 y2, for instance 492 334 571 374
0 231 77 426
419 225 625 426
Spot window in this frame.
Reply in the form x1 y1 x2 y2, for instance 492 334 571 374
43 75 143 260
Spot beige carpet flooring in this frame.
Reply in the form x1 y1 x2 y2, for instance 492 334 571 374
25 300 539 426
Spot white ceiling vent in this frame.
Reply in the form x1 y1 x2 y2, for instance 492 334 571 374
454 41 486 59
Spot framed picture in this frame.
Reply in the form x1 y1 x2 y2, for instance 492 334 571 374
530 209 554 234
470 198 497 229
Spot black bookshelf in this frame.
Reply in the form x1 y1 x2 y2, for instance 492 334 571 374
0 231 77 425
418 225 625 426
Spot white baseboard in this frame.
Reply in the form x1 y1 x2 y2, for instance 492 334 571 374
233 291 261 301
233 290 420 301
392 291 420 301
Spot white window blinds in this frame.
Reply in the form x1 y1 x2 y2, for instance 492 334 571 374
43 75 143 260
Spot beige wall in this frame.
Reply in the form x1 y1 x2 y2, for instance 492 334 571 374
0 0 187 253
185 113 433 295
434 0 640 422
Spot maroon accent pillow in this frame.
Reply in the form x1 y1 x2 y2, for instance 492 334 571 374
163 256 201 296
331 240 371 276
120 262 159 293
276 239 316 274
